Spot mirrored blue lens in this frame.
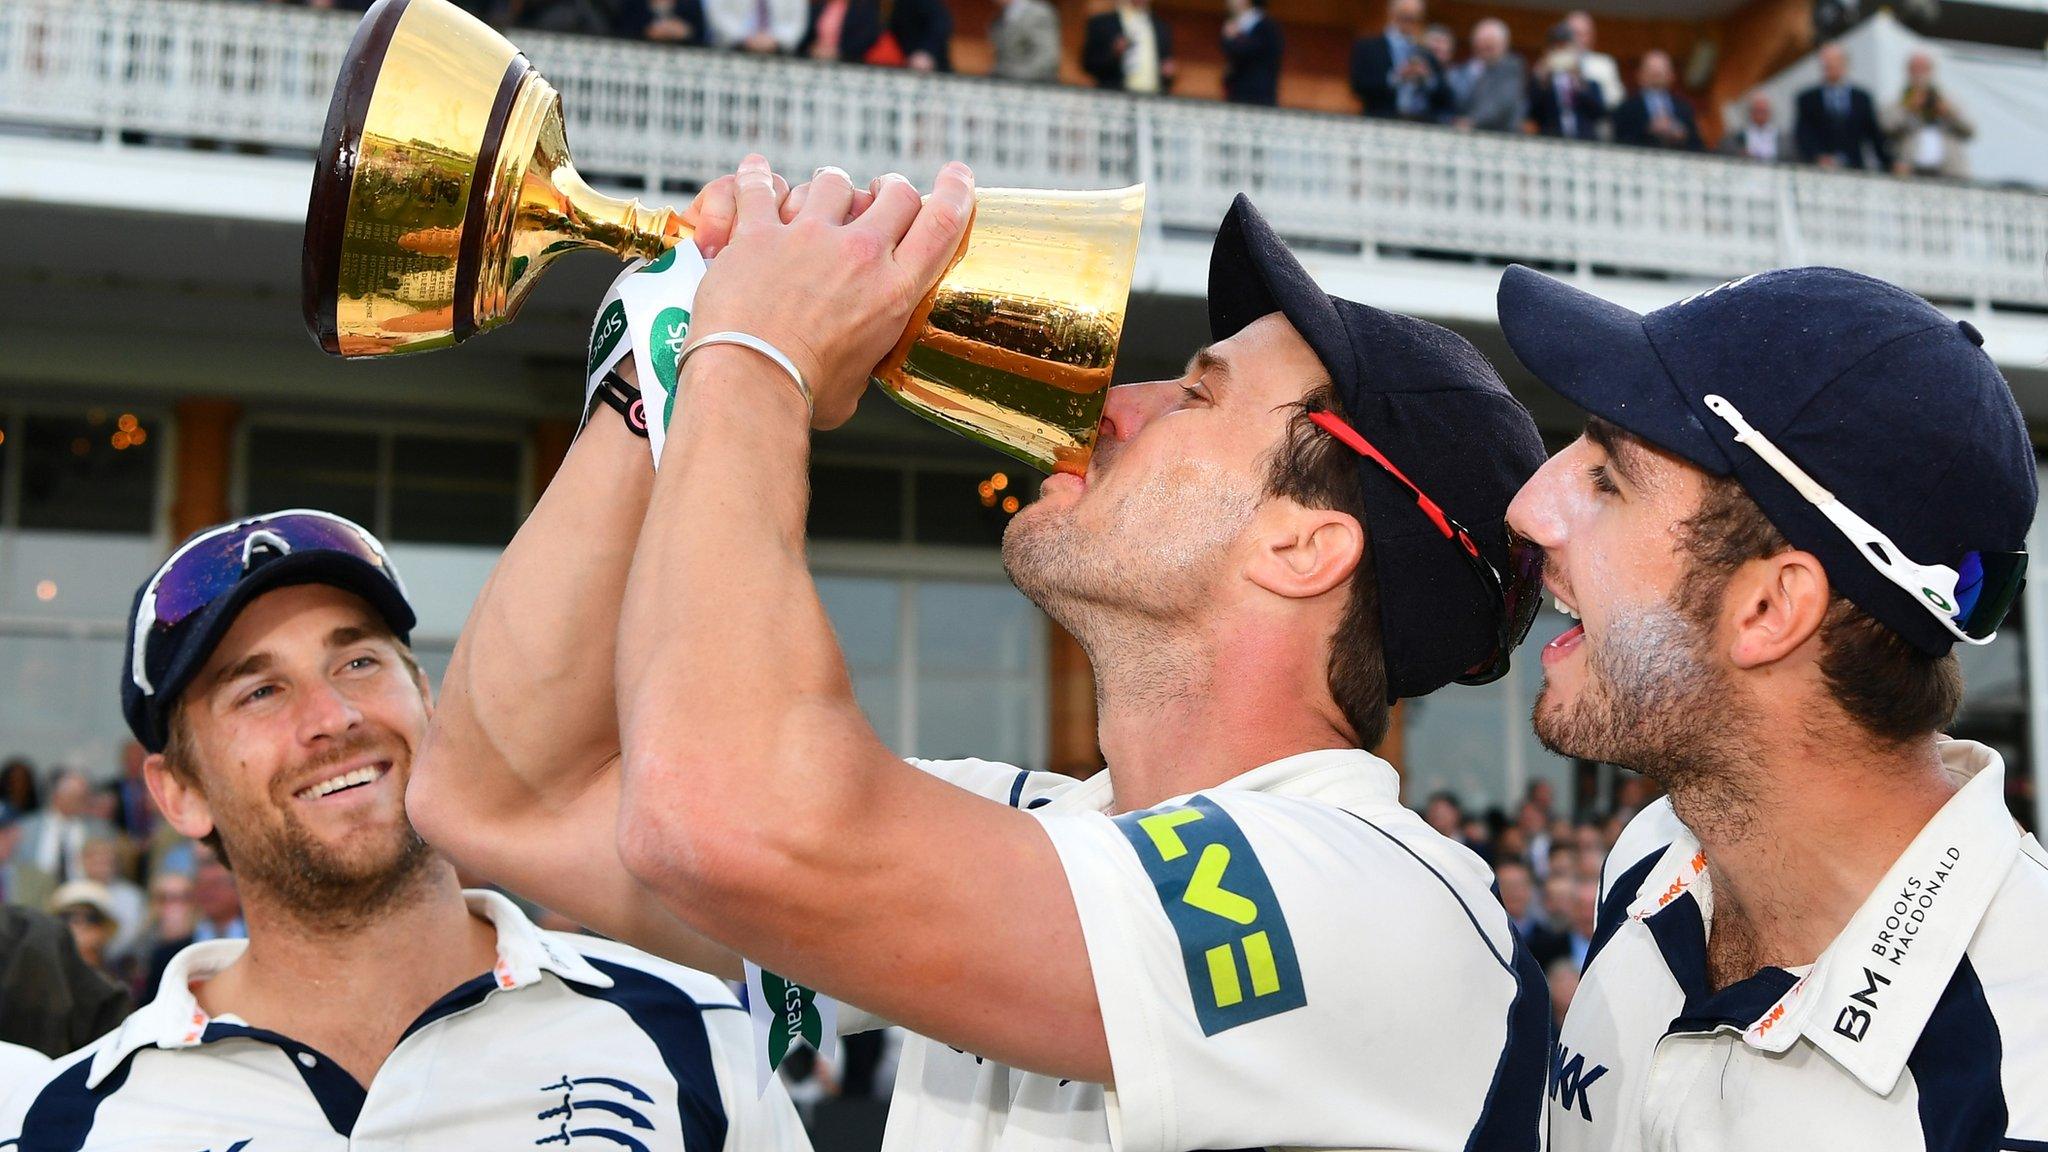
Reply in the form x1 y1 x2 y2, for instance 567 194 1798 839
1955 550 2027 640
149 514 388 628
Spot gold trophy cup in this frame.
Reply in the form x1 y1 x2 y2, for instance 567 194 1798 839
303 0 1145 473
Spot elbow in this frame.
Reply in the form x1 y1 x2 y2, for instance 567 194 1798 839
616 740 845 921
615 744 761 907
403 738 463 856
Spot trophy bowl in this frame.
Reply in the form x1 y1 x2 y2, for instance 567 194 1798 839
303 0 1146 473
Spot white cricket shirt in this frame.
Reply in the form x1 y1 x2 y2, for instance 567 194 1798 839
1551 739 2048 1152
867 749 1551 1152
1 890 808 1152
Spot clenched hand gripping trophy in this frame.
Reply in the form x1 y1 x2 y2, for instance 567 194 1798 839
302 0 1146 473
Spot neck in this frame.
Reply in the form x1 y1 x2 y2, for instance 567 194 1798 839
1677 716 1954 976
196 862 496 1080
1088 610 1351 813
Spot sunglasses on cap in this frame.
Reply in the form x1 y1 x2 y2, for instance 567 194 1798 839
1704 394 2026 645
129 509 409 696
1308 410 1545 685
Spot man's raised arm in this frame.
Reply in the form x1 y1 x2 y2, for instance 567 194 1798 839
407 365 741 976
612 158 1110 1081
402 176 786 974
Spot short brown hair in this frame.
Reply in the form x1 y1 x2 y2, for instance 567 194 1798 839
1676 473 1962 743
1263 384 1389 748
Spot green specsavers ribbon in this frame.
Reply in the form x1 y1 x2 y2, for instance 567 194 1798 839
744 960 839 1097
584 242 709 468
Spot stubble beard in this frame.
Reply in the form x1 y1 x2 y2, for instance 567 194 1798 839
215 733 439 932
1533 587 1763 842
1004 457 1261 707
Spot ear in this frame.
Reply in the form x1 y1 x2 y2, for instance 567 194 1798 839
1244 503 1364 601
144 750 216 847
1723 550 1831 669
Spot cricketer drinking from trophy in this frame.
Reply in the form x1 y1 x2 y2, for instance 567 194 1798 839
412 158 1557 1152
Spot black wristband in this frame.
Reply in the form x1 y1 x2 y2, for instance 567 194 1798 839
581 370 649 439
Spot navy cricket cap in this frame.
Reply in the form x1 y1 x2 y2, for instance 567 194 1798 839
121 512 416 752
1209 195 1548 700
1498 264 2035 656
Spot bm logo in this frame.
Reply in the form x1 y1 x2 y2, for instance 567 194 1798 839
1833 967 1891 1042
1550 1043 1609 1122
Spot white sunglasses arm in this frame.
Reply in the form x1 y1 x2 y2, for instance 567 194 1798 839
1701 395 1986 647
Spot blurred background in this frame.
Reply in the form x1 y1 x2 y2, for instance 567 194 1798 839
1 0 2045 1139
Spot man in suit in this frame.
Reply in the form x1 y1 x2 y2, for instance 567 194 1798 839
1883 50 1974 179
1453 17 1524 132
1795 41 1891 170
1527 23 1604 141
1564 9 1622 112
801 0 953 70
1720 92 1793 162
1490 852 1540 942
1082 0 1174 93
990 0 1060 82
1613 50 1701 150
705 0 808 53
10 769 115 885
0 809 55 912
616 0 709 44
1350 0 1450 120
1220 0 1282 106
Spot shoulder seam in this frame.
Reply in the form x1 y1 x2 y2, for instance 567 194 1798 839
1346 812 1512 973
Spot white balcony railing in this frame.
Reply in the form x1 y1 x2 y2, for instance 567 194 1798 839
3 0 2045 309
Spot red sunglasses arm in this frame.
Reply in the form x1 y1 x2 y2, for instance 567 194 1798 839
1307 410 1458 542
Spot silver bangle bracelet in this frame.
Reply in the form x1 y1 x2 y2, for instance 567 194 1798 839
674 332 812 415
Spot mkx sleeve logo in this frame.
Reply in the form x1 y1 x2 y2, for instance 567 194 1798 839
1115 795 1306 1035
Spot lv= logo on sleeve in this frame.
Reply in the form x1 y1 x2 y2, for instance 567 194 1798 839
1115 795 1306 1035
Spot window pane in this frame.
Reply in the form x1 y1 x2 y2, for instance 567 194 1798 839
245 427 379 526
19 410 161 533
914 580 1044 767
816 575 902 749
810 464 902 542
0 633 132 780
390 435 522 546
1 531 162 620
913 471 1012 547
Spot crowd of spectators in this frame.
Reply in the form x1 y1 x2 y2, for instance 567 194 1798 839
0 750 247 1034
1350 1 1973 178
250 0 1980 180
1416 773 1664 1024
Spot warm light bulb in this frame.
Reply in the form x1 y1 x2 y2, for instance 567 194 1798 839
34 581 57 602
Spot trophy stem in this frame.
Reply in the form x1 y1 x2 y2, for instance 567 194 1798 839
556 168 688 263
467 73 693 337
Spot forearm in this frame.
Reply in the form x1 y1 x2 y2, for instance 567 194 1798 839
412 400 651 834
616 354 880 906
